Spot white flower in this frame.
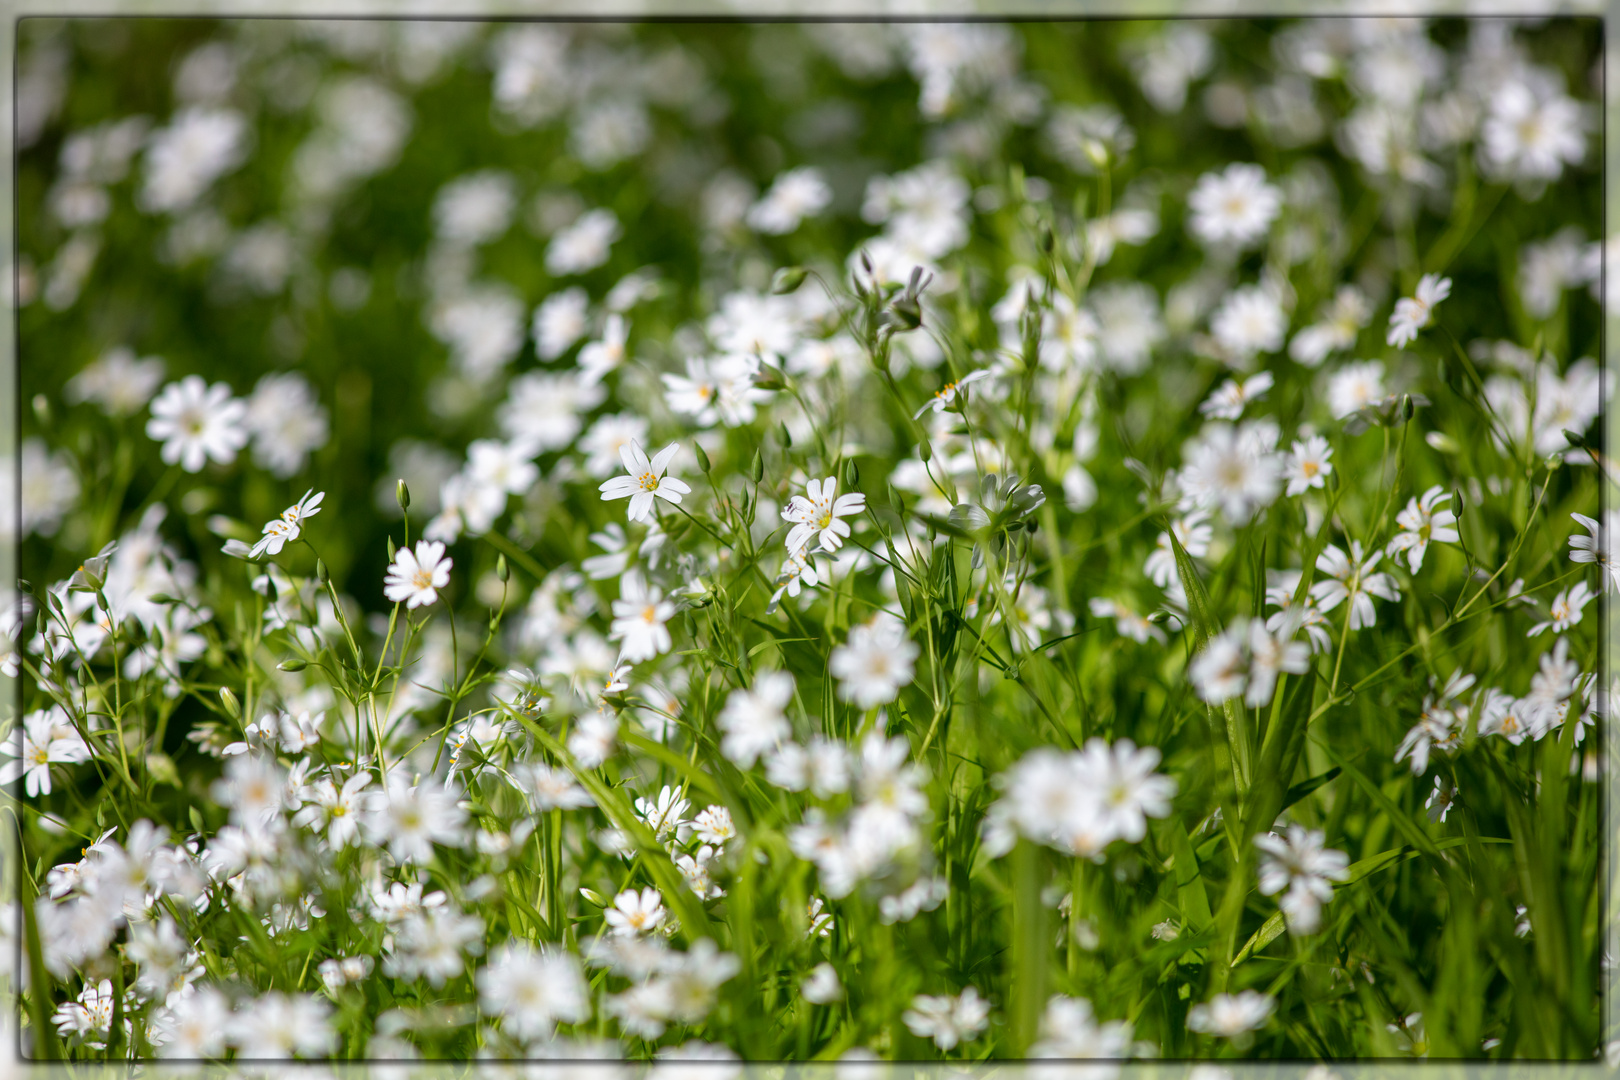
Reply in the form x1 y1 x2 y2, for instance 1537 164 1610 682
1395 678 1470 774
1245 618 1310 707
1289 286 1370 367
1029 994 1136 1065
717 672 794 767
477 943 589 1040
580 414 651 479
501 370 607 454
861 160 972 259
1199 371 1273 420
1386 274 1451 348
227 992 336 1059
1187 163 1281 248
1528 581 1596 638
1568 512 1620 593
675 844 724 900
1385 486 1459 573
368 775 467 864
547 208 620 275
384 539 452 609
783 477 867 556
532 287 590 360
65 347 165 416
430 286 525 382
1283 435 1334 496
831 613 919 707
609 571 676 663
1189 622 1248 705
802 962 843 1004
991 740 1175 860
1077 738 1176 850
433 169 515 247
1425 776 1456 823
152 987 229 1058
692 805 736 847
769 549 823 612
1327 360 1386 419
1312 541 1400 630
1178 422 1282 524
520 761 594 811
1088 597 1166 645
1254 825 1349 935
599 441 691 524
1 709 91 798
291 771 370 848
244 372 329 478
579 314 631 386
635 783 693 846
1144 509 1213 588
1480 79 1587 184
19 439 78 538
604 886 666 936
145 376 248 472
747 166 832 234
1091 282 1165 374
1188 990 1276 1039
140 107 247 213
1210 285 1286 358
248 489 324 559
902 986 989 1050
387 907 485 987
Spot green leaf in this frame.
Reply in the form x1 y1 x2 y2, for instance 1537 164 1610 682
1168 819 1214 933
1168 528 1217 649
745 637 814 659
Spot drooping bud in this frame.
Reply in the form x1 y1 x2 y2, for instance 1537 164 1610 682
771 266 808 295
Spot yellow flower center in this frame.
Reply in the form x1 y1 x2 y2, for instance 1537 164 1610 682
638 471 660 492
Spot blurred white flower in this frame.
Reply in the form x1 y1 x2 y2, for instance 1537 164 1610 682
145 376 248 472
1187 163 1280 248
140 107 248 213
747 166 832 234
547 208 620 275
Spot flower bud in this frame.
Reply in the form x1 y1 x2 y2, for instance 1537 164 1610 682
771 266 808 294
694 442 712 474
496 554 510 583
1424 431 1460 454
387 537 397 560
396 479 411 513
843 458 860 487
315 559 330 585
750 450 765 484
219 687 241 719
278 658 308 672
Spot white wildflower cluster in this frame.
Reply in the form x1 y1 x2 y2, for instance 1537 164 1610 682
981 740 1176 860
11 15 1602 1066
